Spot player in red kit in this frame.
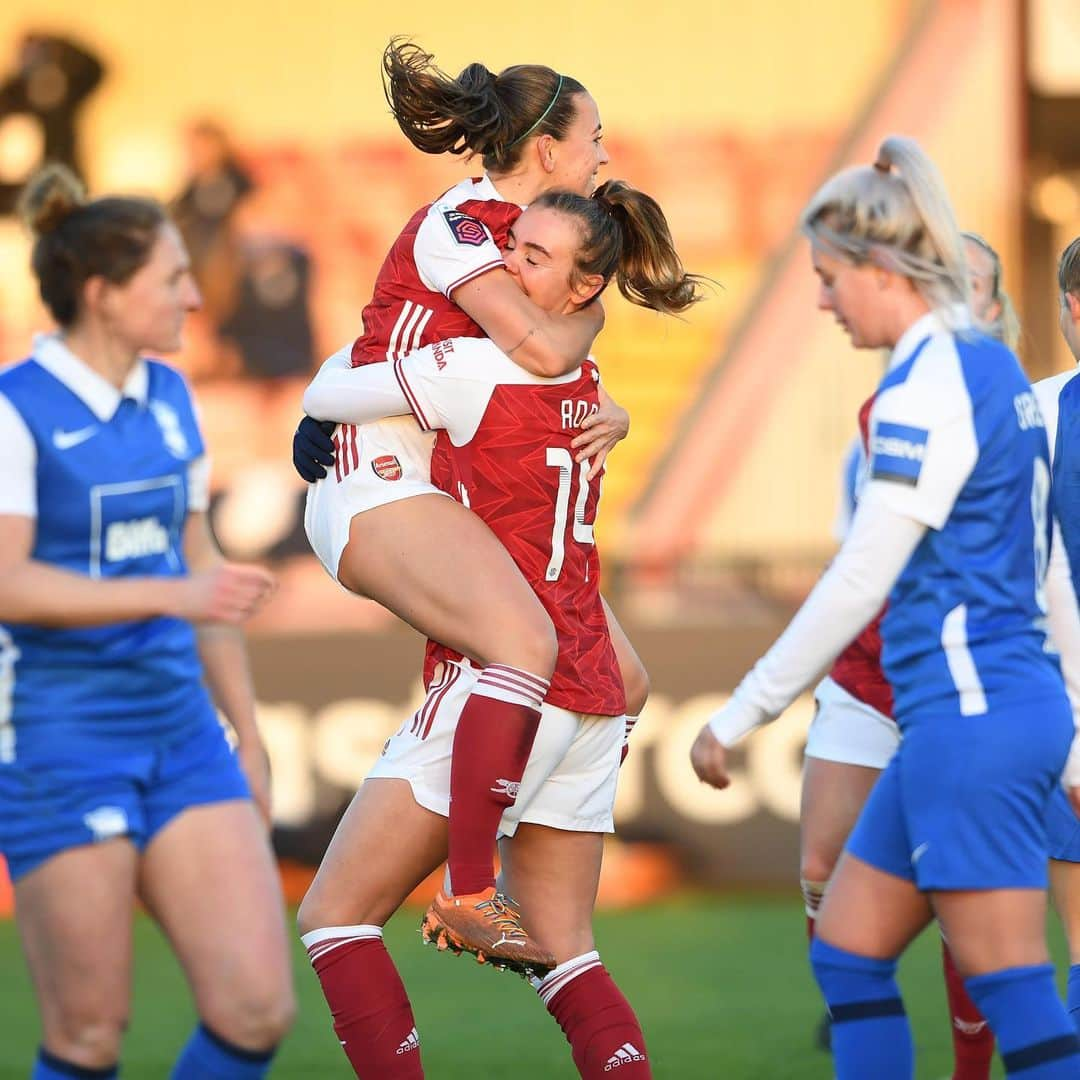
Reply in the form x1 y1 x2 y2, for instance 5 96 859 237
295 38 650 979
298 184 703 1078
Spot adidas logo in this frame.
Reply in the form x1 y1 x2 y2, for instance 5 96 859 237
396 1027 420 1055
604 1042 646 1070
953 1016 988 1036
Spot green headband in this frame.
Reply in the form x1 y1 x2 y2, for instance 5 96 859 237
509 75 564 148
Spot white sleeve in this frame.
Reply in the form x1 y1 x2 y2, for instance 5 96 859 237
0 392 37 517
395 338 503 444
414 205 505 297
301 345 412 426
708 488 927 746
864 348 978 530
187 456 211 513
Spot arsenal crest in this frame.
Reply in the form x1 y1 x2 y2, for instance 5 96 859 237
372 455 403 481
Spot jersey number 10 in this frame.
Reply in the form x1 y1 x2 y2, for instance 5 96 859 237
545 447 596 581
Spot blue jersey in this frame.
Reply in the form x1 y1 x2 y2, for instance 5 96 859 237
866 312 1060 720
0 335 213 754
1053 373 1080 609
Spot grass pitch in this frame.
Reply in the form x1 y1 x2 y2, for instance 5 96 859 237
0 892 1058 1078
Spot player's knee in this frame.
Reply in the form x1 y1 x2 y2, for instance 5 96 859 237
489 612 558 679
202 980 297 1051
800 849 839 890
49 1005 128 1067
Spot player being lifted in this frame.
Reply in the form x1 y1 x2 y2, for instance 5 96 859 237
293 39 649 977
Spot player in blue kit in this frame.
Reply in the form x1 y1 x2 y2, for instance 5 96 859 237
691 136 1080 1078
0 166 295 1079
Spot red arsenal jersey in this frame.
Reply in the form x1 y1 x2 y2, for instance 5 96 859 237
350 175 521 367
828 393 894 718
394 339 626 717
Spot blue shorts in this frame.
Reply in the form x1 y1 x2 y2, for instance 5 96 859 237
1047 782 1080 863
0 715 250 881
846 695 1072 891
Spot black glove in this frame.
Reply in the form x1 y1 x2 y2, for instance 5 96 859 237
293 416 337 482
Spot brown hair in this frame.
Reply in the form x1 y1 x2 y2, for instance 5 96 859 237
962 231 1021 351
533 180 706 316
18 163 166 327
1059 236 1080 297
382 38 587 173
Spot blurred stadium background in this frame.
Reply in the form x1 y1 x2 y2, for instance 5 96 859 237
0 0 1076 1073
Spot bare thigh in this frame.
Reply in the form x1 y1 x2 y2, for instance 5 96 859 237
934 889 1051 976
815 851 933 959
800 758 882 884
500 824 603 963
138 800 295 1049
1051 858 1080 965
15 839 137 1066
298 778 448 934
602 597 649 716
338 495 556 675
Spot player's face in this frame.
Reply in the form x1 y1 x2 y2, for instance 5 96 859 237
811 244 891 349
1060 290 1080 364
503 206 587 313
99 224 201 354
965 238 1001 327
547 93 608 196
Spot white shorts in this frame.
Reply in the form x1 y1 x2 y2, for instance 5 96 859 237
804 675 900 770
303 415 447 578
367 661 624 835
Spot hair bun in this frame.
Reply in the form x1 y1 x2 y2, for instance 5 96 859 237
17 164 86 236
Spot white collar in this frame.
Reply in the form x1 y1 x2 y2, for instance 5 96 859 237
32 333 149 421
888 304 971 371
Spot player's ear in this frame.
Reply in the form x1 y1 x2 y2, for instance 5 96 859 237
81 274 109 317
570 273 605 307
1067 290 1080 324
535 132 558 175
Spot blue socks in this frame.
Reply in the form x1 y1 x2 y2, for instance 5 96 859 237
171 1024 276 1080
965 964 1080 1077
1067 963 1080 1037
810 938 913 1079
33 1049 117 1079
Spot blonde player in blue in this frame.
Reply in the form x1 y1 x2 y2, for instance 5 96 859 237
0 166 294 1079
691 136 1080 1078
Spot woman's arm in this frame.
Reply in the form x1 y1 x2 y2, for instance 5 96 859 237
183 511 274 824
453 271 603 378
302 351 412 426
691 490 927 788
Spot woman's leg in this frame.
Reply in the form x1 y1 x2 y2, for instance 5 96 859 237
600 598 649 718
934 888 1080 1077
800 757 882 937
339 495 556 920
1050 858 1080 1033
297 778 448 1079
813 852 932 1080
15 840 137 1074
137 800 295 1077
500 825 651 1079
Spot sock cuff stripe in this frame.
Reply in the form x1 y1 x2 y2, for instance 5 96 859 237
1001 1033 1080 1072
37 1049 118 1079
828 997 906 1024
482 664 551 691
301 923 384 949
537 951 603 1004
198 1023 277 1064
472 677 545 709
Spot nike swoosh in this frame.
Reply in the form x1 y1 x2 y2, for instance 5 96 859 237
52 425 99 450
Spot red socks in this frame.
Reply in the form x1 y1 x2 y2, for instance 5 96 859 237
941 939 994 1080
538 952 651 1078
447 665 549 895
302 925 422 1079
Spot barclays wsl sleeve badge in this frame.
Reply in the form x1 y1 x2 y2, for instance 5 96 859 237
149 399 191 459
442 209 489 247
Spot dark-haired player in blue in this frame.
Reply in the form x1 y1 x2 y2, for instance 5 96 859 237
0 165 294 1080
692 136 1080 1079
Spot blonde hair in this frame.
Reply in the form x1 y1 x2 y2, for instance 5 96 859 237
961 231 1021 351
800 135 969 326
